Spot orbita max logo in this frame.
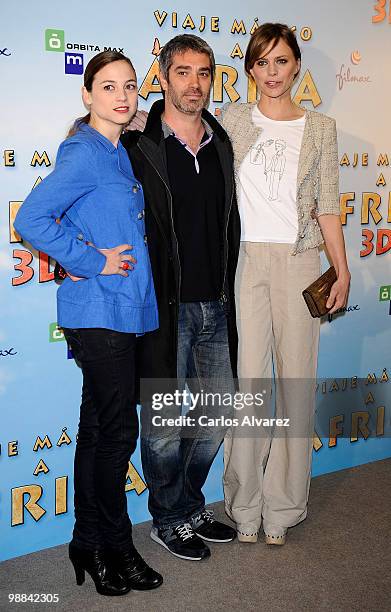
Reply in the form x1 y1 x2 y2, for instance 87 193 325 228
44 28 124 75
45 28 83 75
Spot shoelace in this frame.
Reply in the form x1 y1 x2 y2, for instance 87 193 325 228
196 509 215 524
175 523 195 541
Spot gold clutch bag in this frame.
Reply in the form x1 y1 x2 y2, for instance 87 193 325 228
302 266 337 318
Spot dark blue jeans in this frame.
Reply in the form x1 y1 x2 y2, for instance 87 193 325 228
63 328 138 551
141 301 235 528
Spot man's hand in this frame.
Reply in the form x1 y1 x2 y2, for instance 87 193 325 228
124 110 148 132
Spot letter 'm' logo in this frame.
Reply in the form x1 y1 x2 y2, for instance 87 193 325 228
65 52 84 75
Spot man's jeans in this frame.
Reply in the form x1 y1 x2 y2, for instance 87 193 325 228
141 301 235 528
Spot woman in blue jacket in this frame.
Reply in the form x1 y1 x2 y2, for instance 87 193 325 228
14 51 162 596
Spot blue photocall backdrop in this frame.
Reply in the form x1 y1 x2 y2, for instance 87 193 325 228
0 0 390 560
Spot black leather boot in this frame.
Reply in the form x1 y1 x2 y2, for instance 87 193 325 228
69 543 130 596
106 546 163 591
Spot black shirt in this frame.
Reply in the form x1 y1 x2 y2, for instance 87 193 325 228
165 130 225 302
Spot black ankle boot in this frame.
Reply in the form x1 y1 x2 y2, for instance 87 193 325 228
106 546 163 591
69 543 130 596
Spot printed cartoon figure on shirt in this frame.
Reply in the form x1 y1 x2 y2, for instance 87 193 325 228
250 139 274 168
250 138 287 201
265 139 286 201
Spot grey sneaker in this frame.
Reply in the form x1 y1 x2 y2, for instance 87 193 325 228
190 509 236 543
150 523 210 560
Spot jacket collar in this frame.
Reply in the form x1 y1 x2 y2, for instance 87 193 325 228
143 98 228 145
134 98 233 251
77 123 137 182
77 122 118 153
297 110 319 187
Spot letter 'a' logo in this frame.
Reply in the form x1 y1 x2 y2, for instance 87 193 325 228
49 322 65 343
65 52 84 75
379 285 391 302
45 29 65 52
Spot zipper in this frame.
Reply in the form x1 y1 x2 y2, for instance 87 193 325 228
220 178 234 304
137 141 182 348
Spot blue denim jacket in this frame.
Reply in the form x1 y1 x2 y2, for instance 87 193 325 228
14 123 158 334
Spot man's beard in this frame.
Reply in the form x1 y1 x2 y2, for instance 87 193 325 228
167 87 210 115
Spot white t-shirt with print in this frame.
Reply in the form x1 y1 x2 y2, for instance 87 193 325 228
238 105 305 243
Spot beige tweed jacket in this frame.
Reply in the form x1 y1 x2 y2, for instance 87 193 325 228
220 102 340 254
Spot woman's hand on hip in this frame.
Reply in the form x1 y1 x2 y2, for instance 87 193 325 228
100 244 136 277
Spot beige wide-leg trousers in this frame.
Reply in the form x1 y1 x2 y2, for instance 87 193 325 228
224 242 321 534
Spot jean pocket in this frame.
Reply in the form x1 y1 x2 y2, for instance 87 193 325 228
219 296 230 317
62 328 83 361
106 329 136 355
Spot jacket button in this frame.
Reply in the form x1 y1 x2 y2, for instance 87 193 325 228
168 297 176 305
132 184 140 193
137 211 144 220
144 235 148 244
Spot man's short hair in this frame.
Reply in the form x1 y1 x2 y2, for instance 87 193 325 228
159 34 216 81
